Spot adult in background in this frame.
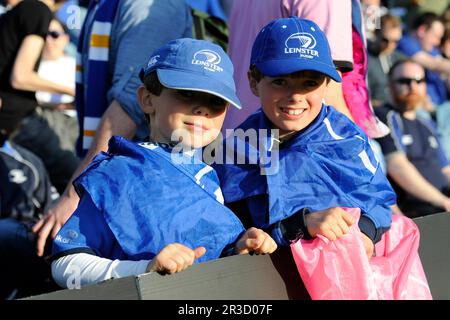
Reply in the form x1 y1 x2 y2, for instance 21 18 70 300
0 97 58 299
36 18 78 154
0 0 78 193
375 59 450 218
389 0 448 32
368 14 406 108
396 12 449 108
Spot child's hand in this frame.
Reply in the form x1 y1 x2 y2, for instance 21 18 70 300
146 243 206 274
361 233 375 260
235 227 277 255
305 207 355 241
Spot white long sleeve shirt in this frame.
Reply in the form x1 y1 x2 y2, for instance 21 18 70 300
51 253 150 289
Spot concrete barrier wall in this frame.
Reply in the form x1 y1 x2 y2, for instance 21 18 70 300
26 212 450 300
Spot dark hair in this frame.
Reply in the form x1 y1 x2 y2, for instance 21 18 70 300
249 65 264 82
387 58 423 80
139 71 165 124
380 14 402 30
413 12 444 30
441 27 450 47
141 71 164 96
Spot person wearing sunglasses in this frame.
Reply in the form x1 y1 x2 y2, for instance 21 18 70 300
0 0 72 300
0 1 77 191
374 59 450 218
35 18 79 172
37 19 74 111
368 14 406 108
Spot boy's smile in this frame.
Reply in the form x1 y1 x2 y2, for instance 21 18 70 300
142 88 228 148
250 71 328 136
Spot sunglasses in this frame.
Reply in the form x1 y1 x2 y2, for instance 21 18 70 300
47 31 63 39
394 77 426 85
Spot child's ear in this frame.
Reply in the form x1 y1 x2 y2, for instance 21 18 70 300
137 85 155 115
247 71 260 97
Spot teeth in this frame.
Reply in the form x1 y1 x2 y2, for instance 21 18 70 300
282 108 304 115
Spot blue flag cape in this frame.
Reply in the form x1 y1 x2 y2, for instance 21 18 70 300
73 136 245 262
214 106 396 230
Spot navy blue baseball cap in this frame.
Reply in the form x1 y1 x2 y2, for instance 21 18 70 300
139 38 241 109
250 17 341 82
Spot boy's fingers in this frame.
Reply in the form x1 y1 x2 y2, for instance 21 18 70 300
235 237 260 254
342 212 355 226
246 237 262 249
330 224 343 239
337 218 350 234
255 236 277 254
173 244 201 265
194 246 206 259
322 229 337 242
171 255 190 273
244 227 259 238
163 259 179 274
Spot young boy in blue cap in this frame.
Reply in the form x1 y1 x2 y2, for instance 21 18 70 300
51 38 277 288
214 17 396 258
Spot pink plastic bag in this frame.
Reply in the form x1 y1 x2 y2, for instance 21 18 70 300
290 208 432 300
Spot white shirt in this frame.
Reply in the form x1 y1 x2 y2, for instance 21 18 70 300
51 253 150 289
36 56 76 106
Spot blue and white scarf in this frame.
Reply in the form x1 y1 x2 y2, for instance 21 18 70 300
75 0 120 156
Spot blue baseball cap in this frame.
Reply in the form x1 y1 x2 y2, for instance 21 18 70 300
250 17 341 82
139 38 241 109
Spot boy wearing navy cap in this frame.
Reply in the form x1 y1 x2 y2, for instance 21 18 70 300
51 38 276 289
214 17 396 258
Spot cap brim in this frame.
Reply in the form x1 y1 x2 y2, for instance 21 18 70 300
256 59 342 83
156 69 242 109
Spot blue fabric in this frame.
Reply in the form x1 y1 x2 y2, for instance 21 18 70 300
52 194 125 260
250 17 341 82
1 141 19 158
397 35 448 106
55 0 87 47
397 35 422 57
1 141 54 221
377 105 449 171
437 102 450 160
418 118 449 169
375 104 450 206
214 105 395 233
54 136 244 263
351 0 363 41
0 218 54 299
185 0 228 21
